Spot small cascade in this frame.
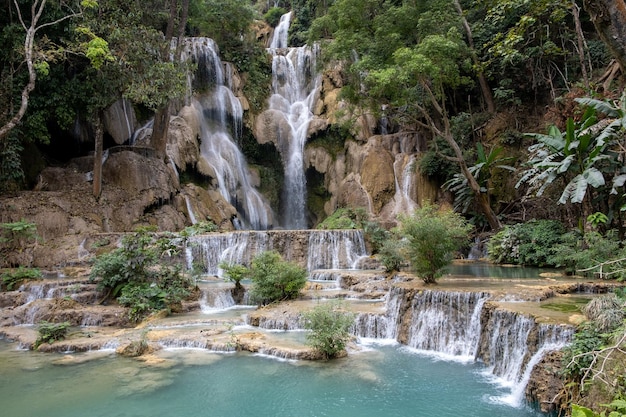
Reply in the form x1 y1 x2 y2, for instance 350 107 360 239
391 153 418 216
307 230 368 270
184 195 197 225
200 287 236 312
182 38 274 230
186 229 370 275
268 12 322 228
186 231 272 275
403 290 490 358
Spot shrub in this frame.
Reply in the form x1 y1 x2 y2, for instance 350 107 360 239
487 219 566 267
1 267 42 291
0 219 38 267
89 228 192 321
264 7 287 27
363 220 389 254
378 238 404 273
181 220 218 237
35 321 70 348
303 300 356 359
317 207 367 230
399 203 472 284
248 251 307 305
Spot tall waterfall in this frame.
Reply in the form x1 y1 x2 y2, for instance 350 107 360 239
182 38 274 230
268 12 322 228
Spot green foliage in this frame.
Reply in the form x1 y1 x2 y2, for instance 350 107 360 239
219 262 248 290
0 219 39 268
303 300 356 359
0 133 25 192
549 231 626 276
562 321 608 380
35 321 71 348
487 219 566 267
1 267 42 291
248 251 307 305
89 228 192 321
378 238 404 273
264 7 287 27
180 221 218 237
444 142 515 215
363 220 389 254
399 203 472 284
317 207 368 230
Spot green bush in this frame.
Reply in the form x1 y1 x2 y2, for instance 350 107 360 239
378 238 404 273
487 219 566 267
0 219 38 267
1 267 42 291
264 7 287 27
181 220 218 237
303 300 356 359
363 220 389 254
35 321 70 348
549 231 626 277
248 251 307 305
89 228 192 321
317 207 367 230
399 203 472 284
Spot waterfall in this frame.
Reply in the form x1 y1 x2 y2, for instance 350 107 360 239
391 153 418 217
184 195 197 225
186 230 369 275
307 230 368 270
200 287 237 312
181 38 274 230
268 13 322 228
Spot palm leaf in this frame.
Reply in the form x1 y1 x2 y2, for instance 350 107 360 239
575 97 620 118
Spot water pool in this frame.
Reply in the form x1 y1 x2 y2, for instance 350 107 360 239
0 341 549 417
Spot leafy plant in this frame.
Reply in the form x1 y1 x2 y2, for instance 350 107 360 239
1 267 42 291
264 7 287 27
181 220 218 237
303 300 356 359
317 207 368 230
398 203 472 284
248 251 307 305
0 219 39 268
35 321 71 348
487 219 566 267
378 238 404 273
89 227 192 321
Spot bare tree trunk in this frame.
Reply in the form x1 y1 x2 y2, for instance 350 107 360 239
572 1 590 89
583 0 626 71
93 114 104 199
0 1 81 141
453 0 495 113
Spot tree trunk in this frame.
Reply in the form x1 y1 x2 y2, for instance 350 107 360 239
93 114 104 199
151 104 171 160
453 0 495 113
572 1 590 89
583 0 626 71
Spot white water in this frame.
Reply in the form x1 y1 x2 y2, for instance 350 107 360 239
391 153 418 216
182 38 274 230
186 229 368 276
268 13 321 228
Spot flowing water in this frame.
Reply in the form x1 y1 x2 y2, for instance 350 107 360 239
0 342 549 417
268 12 321 228
182 38 274 230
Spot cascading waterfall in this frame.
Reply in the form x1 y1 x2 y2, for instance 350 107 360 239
268 12 322 228
391 153 418 216
186 229 369 276
181 38 274 230
307 230 368 270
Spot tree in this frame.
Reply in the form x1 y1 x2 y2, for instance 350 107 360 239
583 0 626 71
303 300 355 359
398 203 472 284
0 0 87 142
248 251 307 305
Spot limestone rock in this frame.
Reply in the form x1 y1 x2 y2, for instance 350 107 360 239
103 99 137 145
360 148 395 214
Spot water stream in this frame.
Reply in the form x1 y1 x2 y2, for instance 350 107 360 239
268 12 321 228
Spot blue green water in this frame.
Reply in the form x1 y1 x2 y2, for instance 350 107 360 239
0 342 548 417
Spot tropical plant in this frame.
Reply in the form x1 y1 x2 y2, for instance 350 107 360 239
35 321 71 348
487 219 566 266
1 267 42 291
444 143 515 217
398 203 472 284
378 238 404 273
89 227 193 321
247 251 307 305
303 300 356 359
317 207 368 230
